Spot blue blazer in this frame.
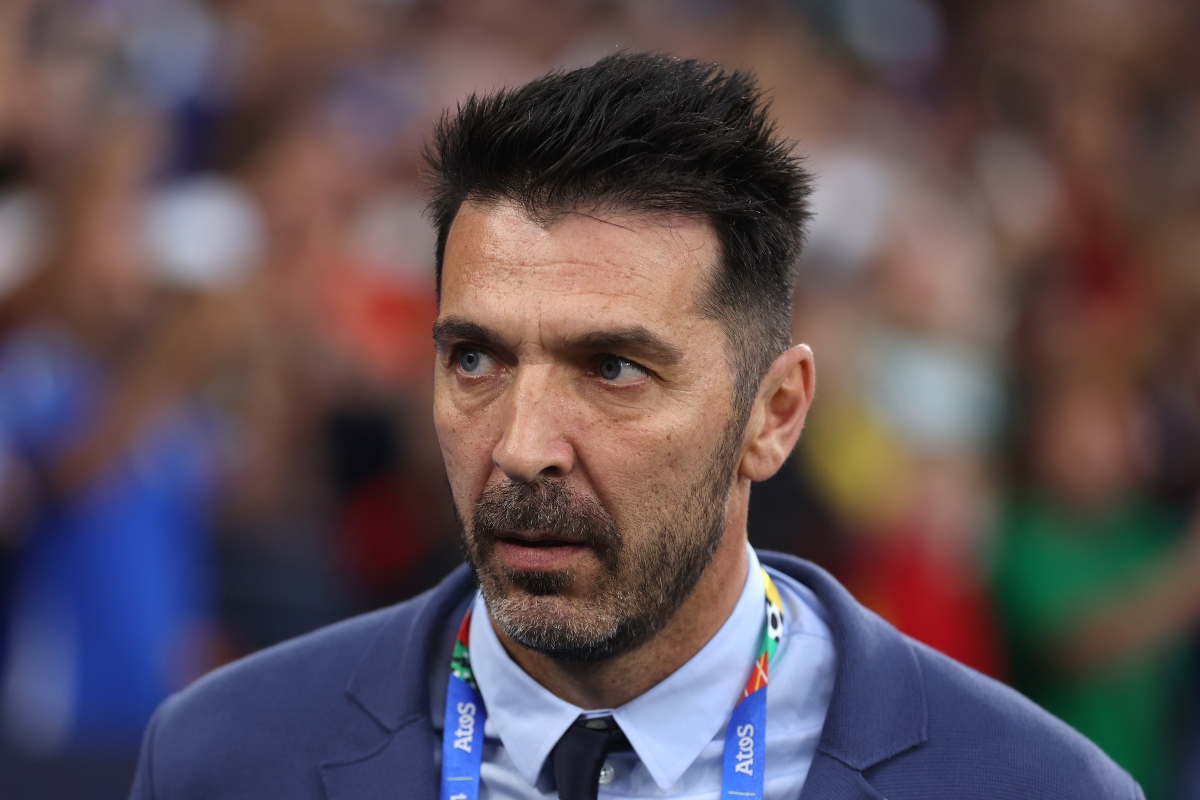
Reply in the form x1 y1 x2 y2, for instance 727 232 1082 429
130 552 1143 799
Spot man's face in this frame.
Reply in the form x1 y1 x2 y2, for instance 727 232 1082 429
433 201 746 661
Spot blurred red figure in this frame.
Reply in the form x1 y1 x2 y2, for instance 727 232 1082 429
846 457 1005 679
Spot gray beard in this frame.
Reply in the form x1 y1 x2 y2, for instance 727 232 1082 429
456 416 744 663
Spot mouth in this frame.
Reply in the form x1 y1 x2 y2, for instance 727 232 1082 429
494 531 591 571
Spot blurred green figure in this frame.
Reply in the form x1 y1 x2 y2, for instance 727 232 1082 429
997 379 1200 800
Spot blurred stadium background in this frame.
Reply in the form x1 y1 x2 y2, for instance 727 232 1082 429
1 0 1199 797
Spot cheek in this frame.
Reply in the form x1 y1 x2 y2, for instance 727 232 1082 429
583 370 737 509
433 384 496 507
579 415 705 527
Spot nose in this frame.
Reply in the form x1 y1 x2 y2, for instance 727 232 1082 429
492 365 576 483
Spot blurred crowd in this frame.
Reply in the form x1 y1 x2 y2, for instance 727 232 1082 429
0 0 1198 798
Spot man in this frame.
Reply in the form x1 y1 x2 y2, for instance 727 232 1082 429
130 54 1141 799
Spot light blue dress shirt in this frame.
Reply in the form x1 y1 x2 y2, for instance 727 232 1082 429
467 545 837 799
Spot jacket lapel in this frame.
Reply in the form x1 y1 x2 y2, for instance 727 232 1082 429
320 716 440 800
320 564 476 800
345 565 474 731
801 752 889 800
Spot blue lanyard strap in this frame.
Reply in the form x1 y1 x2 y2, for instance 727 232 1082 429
440 568 784 799
721 569 783 798
441 613 487 800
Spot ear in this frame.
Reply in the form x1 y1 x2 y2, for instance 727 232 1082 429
738 344 816 482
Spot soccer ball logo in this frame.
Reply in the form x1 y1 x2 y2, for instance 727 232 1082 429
766 602 784 644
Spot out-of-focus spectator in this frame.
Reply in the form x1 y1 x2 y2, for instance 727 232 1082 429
996 376 1200 800
0 117 229 754
203 78 452 650
794 160 1008 678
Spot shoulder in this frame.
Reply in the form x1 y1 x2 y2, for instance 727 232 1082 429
133 607 399 799
158 602 397 728
132 566 473 799
899 640 1142 799
756 551 1142 799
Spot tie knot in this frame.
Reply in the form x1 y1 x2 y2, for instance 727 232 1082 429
552 716 630 800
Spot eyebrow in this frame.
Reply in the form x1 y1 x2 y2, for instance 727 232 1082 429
432 317 683 366
569 327 683 366
432 318 508 352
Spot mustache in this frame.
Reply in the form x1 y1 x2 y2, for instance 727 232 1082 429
471 479 620 556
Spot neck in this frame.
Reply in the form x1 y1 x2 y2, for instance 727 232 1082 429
490 479 752 710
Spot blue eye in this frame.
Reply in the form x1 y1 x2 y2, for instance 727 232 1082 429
596 356 646 384
459 350 485 373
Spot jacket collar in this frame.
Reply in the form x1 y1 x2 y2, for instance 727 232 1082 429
326 552 927 797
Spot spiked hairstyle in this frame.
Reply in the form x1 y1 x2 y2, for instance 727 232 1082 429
425 52 812 417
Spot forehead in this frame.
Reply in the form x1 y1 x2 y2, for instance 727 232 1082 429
440 201 720 333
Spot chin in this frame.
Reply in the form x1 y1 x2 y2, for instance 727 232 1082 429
481 580 655 663
483 585 603 652
500 566 575 596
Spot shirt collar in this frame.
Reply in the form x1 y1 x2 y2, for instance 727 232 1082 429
470 544 766 790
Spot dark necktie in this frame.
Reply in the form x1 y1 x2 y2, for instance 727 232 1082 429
552 715 631 800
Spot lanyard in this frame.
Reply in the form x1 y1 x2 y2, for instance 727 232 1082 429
440 568 785 800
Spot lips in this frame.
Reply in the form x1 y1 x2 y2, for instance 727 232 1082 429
495 531 591 571
497 529 582 545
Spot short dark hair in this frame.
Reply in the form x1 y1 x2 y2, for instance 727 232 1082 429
425 52 812 417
